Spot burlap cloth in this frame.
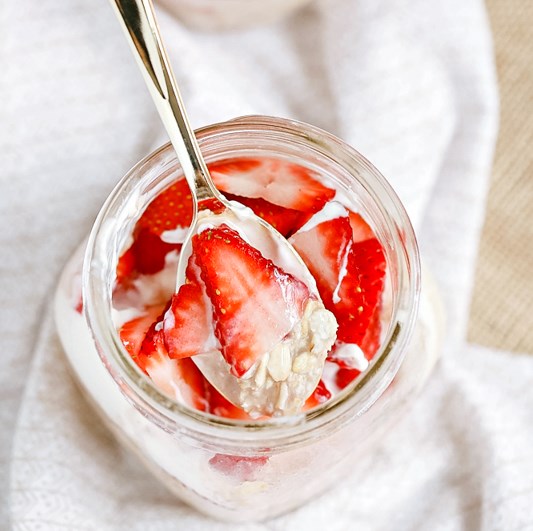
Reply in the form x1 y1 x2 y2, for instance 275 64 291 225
469 0 533 354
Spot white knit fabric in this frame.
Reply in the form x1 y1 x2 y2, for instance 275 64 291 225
2 0 532 529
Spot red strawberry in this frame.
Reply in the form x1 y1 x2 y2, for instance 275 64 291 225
137 319 170 372
209 158 335 213
164 258 212 360
193 225 311 377
289 211 353 305
224 193 310 237
349 211 375 242
113 179 193 283
116 246 136 286
289 204 386 346
359 303 382 360
119 304 167 360
119 304 208 411
335 367 361 390
139 323 209 411
129 228 180 276
303 379 332 410
135 178 193 237
335 238 385 344
333 306 385 389
198 197 225 214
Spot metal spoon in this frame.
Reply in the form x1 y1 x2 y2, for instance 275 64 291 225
110 0 334 415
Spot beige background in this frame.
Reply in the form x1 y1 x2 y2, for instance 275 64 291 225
468 0 533 353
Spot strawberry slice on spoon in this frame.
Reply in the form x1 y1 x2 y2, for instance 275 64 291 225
168 225 337 417
194 225 311 377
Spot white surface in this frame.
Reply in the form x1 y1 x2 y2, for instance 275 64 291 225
2 0 532 529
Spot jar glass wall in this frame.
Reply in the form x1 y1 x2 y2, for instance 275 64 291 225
55 116 441 522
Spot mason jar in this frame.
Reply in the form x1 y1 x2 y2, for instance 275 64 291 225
156 0 315 31
55 115 443 522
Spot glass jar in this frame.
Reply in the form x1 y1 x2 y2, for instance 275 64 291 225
156 0 314 31
55 115 443 522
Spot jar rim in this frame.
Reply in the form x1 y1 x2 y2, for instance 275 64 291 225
83 115 421 448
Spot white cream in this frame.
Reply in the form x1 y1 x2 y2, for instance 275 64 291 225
330 342 369 372
331 244 351 305
296 200 348 234
161 226 190 244
113 251 180 311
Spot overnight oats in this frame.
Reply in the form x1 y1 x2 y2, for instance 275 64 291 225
156 0 314 31
55 116 443 522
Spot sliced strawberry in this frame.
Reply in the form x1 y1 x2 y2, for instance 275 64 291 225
193 225 311 377
209 158 335 213
198 197 225 214
131 228 180 276
118 303 208 411
349 211 375 242
164 257 212 360
224 193 310 237
289 211 353 305
136 319 169 372
335 238 385 344
336 367 361 390
359 303 382 360
209 454 269 481
303 379 332 410
113 179 193 283
139 323 209 411
114 228 180 286
116 246 136 286
119 304 167 360
135 178 193 237
120 315 151 360
289 205 386 347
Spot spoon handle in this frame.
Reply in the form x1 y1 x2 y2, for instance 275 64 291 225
110 0 218 202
